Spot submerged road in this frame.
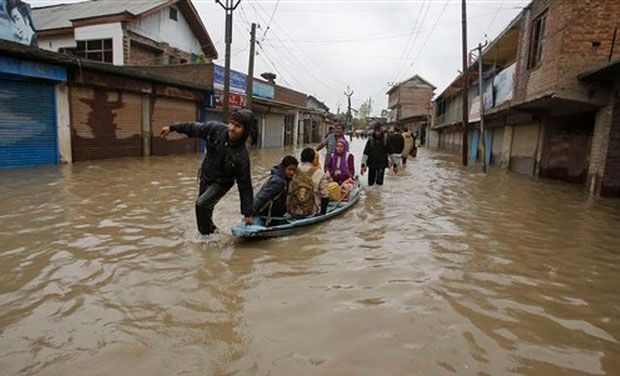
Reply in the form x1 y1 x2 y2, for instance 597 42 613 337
1 139 619 375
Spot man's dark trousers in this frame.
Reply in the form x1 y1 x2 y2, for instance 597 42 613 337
196 181 234 234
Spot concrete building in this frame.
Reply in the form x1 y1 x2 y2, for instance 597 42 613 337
0 39 211 169
32 0 218 66
302 95 333 144
431 0 620 197
386 74 435 144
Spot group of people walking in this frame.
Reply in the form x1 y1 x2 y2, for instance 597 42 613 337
160 109 417 236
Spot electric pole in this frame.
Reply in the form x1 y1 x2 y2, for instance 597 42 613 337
344 86 354 139
475 40 489 173
216 0 241 121
246 22 257 110
461 0 469 166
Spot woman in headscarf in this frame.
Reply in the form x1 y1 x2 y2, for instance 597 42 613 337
325 140 355 200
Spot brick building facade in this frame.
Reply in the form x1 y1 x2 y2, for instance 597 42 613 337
387 75 435 142
431 0 620 197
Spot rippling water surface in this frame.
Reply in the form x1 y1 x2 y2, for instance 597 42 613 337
1 140 619 375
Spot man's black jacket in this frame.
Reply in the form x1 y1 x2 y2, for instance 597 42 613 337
171 121 253 216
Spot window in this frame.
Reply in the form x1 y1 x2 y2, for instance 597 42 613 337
528 12 547 69
168 55 175 65
169 8 178 21
58 47 77 56
76 39 113 63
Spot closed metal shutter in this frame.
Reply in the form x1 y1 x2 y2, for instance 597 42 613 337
0 79 57 169
151 97 197 155
71 86 143 161
264 114 284 148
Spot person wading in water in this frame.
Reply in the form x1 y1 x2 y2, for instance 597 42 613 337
160 109 256 235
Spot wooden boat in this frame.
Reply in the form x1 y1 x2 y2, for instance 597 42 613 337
231 179 362 239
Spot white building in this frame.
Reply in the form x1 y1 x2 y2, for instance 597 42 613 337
32 0 217 66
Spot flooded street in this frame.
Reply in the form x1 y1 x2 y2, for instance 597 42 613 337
1 139 619 376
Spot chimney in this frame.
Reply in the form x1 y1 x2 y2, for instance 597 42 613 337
261 72 276 84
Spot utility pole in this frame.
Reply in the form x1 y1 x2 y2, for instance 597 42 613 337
461 0 469 166
216 0 241 121
246 22 257 110
344 86 354 138
475 40 489 173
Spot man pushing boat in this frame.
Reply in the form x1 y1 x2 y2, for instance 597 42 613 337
160 109 256 235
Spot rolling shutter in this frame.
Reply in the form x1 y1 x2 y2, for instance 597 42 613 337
0 79 57 169
151 97 197 155
71 86 143 161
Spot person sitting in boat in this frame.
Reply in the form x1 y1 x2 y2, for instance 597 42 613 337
287 148 329 217
253 156 298 225
325 140 356 200
315 123 348 169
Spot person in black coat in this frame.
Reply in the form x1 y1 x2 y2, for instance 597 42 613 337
160 109 256 235
361 122 389 186
387 126 405 173
253 156 298 224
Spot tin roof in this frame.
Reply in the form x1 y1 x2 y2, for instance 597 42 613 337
32 0 170 31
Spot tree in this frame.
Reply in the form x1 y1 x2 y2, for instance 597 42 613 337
357 98 372 120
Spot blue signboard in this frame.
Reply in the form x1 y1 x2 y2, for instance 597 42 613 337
0 0 38 47
214 64 247 93
0 55 67 81
213 64 275 100
253 80 274 99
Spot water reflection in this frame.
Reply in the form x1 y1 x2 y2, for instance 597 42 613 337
0 141 619 375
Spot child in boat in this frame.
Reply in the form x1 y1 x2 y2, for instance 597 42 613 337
325 140 356 200
253 156 298 225
287 148 329 217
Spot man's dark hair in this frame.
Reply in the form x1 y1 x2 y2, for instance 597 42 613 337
281 155 298 168
335 123 344 130
402 127 409 132
393 126 400 132
300 148 316 163
230 109 256 141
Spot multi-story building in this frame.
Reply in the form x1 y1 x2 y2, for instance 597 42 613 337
431 0 620 197
32 0 218 66
386 74 435 143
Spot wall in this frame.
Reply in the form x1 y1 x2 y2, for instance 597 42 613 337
398 79 434 119
74 23 124 65
513 0 620 105
127 5 202 56
38 35 75 52
55 83 71 163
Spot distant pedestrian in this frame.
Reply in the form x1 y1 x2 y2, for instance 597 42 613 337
387 126 405 173
361 122 389 186
316 123 348 168
160 109 256 235
401 127 414 164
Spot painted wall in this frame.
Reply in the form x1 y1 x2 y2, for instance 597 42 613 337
74 23 124 65
127 5 202 55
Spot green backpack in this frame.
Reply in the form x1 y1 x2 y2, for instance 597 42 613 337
287 167 318 217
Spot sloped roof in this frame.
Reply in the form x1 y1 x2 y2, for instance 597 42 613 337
32 0 170 31
386 74 436 95
32 0 218 58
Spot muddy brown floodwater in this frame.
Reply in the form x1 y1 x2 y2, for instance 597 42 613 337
1 139 619 376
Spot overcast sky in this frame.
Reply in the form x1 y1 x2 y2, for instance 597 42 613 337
30 0 529 115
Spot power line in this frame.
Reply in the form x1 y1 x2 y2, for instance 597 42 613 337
259 0 281 43
247 0 346 94
411 0 450 66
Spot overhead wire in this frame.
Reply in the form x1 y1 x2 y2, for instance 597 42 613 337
247 0 345 94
